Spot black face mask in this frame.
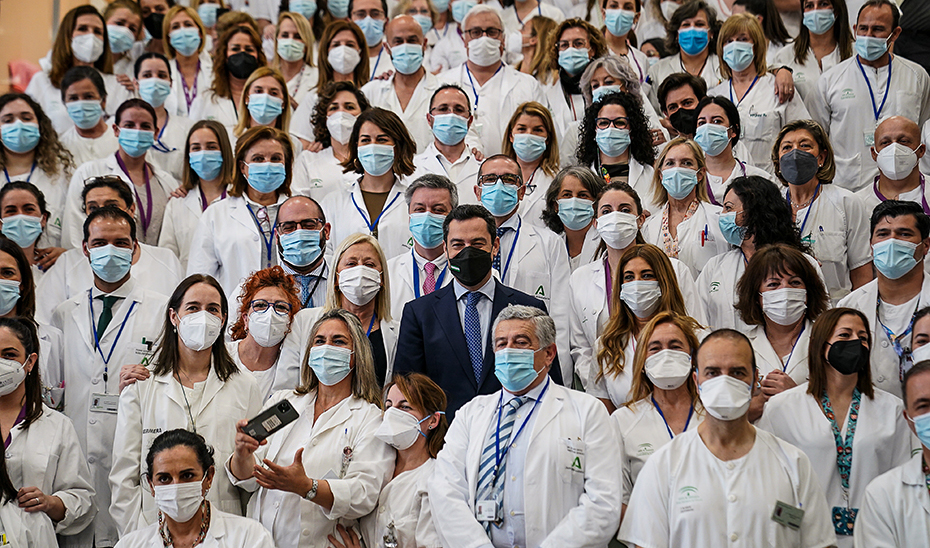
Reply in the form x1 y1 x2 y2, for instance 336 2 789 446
669 106 698 136
227 52 260 80
827 340 870 376
143 13 165 39
780 149 820 185
449 246 492 287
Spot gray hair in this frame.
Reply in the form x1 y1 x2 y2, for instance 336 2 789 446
404 174 460 208
492 305 556 348
580 57 643 108
463 4 502 29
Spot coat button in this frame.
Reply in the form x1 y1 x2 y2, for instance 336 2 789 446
728 494 736 502
881 340 889 348
730 533 738 541
877 375 885 383
312 439 318 446
88 456 96 464
89 419 97 425
91 378 99 385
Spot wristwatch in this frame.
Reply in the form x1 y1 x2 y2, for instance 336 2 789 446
305 478 319 501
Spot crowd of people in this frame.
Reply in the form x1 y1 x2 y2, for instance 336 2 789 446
3 0 930 546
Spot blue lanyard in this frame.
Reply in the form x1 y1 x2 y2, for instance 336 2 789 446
876 295 921 380
245 203 277 268
787 182 821 235
411 250 448 298
651 395 693 440
872 174 930 215
494 379 548 482
2 162 36 184
151 112 176 153
366 314 376 336
499 216 521 283
770 323 806 372
464 63 503 109
89 291 137 389
856 56 893 121
350 189 402 233
514 3 541 25
371 46 384 76
728 75 760 106
819 388 862 492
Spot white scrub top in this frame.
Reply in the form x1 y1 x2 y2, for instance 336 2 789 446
292 147 355 201
412 142 482 206
60 125 120 168
854 453 930 548
642 200 730 277
189 90 239 129
587 335 634 407
704 158 776 207
147 112 194 182
360 459 442 548
289 90 319 143
113 508 276 548
771 44 843 113
361 72 442 154
855 177 930 215
3 167 67 248
560 224 601 272
648 53 723 106
745 321 812 386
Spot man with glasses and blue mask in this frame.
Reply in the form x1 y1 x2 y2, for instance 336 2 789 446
838 200 930 399
437 4 546 156
274 195 330 309
362 15 441 153
811 0 930 192
429 304 620 548
350 0 397 77
473 154 572 383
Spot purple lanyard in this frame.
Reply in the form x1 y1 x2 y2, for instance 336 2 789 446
872 174 930 215
178 59 201 112
604 256 613 314
115 152 153 235
706 160 745 206
3 406 26 449
199 187 227 212
628 46 644 83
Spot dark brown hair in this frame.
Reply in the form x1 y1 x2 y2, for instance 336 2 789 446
807 307 874 400
50 5 114 87
210 26 267 100
231 126 294 198
384 372 449 458
735 243 828 326
342 108 417 177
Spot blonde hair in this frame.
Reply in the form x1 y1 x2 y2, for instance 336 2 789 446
163 5 208 59
190 0 228 8
325 233 393 323
272 12 317 69
717 13 767 79
651 138 709 206
523 16 558 79
501 102 560 178
233 67 292 138
392 0 438 22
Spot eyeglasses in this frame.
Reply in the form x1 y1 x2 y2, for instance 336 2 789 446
278 218 325 233
430 104 470 117
352 9 384 18
249 299 292 315
464 27 502 40
595 117 629 130
478 173 522 187
557 39 589 51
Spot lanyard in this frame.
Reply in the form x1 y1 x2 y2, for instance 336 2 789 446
245 203 277 268
872 174 930 215
301 272 324 308
514 3 541 25
371 46 384 76
2 162 36 184
350 189 402 233
464 63 503 109
177 59 200 112
604 257 613 314
819 388 862 502
494 379 548 483
411 250 448 298
151 112 175 154
728 75 760 106
787 183 821 235
772 323 805 372
876 294 921 381
89 291 137 389
499 216 521 283
707 160 747 206
856 56 893 121
115 152 154 236
627 46 644 83
652 396 693 440
366 314 376 336
199 187 227 212
176 373 199 434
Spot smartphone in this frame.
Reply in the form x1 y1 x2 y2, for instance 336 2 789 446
244 400 299 442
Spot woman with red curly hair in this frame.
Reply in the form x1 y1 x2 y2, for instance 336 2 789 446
228 266 302 398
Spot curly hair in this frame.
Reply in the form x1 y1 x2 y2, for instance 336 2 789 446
0 94 73 179
724 176 807 252
229 266 301 340
576 91 655 168
311 81 370 149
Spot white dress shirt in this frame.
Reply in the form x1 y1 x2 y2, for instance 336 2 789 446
412 142 481 206
361 71 442 154
453 276 496 361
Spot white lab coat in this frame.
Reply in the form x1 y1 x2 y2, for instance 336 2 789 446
745 321 813 385
387 250 452 319
187 194 287 305
320 178 412 261
48 280 168 547
517 170 555 229
189 90 239 130
3 167 67 248
60 125 120 169
113 508 276 548
6 405 96 547
228 340 296 400
292 148 355 201
558 225 601 272
854 452 930 548
836 274 930 398
436 63 547 156
758 383 914 548
0 502 59 548
286 64 320 106
544 80 586 136
361 72 442 154
146 113 194 183
641 201 730 277
168 52 214 117
226 391 394 548
500 2 565 35
648 54 723 108
289 90 319 143
856 178 930 214
35 244 183 326
360 459 441 548
705 159 776 206
63 154 179 249
26 70 131 135
811 54 930 191
427 23 466 74
411 143 481 206
428 382 623 548
369 47 397 79
159 188 228 271
771 44 843 113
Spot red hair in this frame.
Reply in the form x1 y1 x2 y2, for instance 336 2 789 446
229 266 301 340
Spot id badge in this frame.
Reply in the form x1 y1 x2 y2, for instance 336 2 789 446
832 506 858 536
864 130 875 147
772 500 804 530
90 393 119 414
475 498 499 522
130 341 156 366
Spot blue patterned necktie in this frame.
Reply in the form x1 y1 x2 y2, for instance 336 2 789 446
492 226 508 272
475 396 527 534
464 291 483 382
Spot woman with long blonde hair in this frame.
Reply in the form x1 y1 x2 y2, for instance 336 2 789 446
271 12 319 107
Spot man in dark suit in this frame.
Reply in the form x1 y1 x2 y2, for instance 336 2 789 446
395 204 562 419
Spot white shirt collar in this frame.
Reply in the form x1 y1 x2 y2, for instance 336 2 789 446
413 248 448 270
453 274 495 302
91 276 136 299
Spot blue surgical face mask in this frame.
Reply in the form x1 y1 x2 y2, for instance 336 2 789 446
1 121 40 154
722 41 754 72
169 27 202 57
451 0 477 23
356 16 385 47
558 47 591 76
198 3 219 27
0 279 20 316
595 127 631 157
279 228 322 267
494 347 543 392
431 113 468 146
358 144 395 176
107 24 136 54
433 0 450 12
66 100 104 130
248 93 284 126
88 244 134 283
718 211 745 246
557 197 595 231
118 128 155 158
328 0 350 19
872 238 920 279
277 38 306 62
662 167 699 200
592 85 622 103
480 181 519 217
694 123 730 157
246 162 287 194
604 9 635 37
290 0 318 20
678 27 709 56
308 344 353 385
1 215 43 248
391 43 424 75
511 133 547 163
855 35 891 62
802 8 835 35
409 212 445 249
909 411 930 450
189 150 224 181
413 14 433 34
139 78 172 108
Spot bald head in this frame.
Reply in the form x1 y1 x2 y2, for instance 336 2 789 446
872 116 925 164
386 14 424 45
